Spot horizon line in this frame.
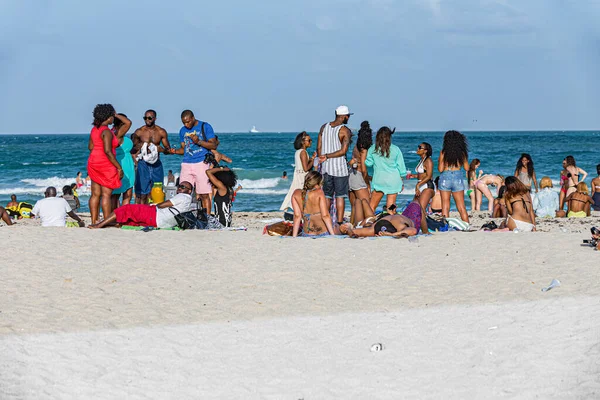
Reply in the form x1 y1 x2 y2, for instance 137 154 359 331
0 129 598 135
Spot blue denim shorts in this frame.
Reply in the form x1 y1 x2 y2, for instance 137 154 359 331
438 170 466 192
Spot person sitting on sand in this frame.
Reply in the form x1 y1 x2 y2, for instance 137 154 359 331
90 181 193 229
492 185 507 218
5 194 20 219
499 176 536 232
341 199 428 238
565 182 594 218
473 174 504 215
534 177 560 218
0 206 13 226
206 165 238 228
62 185 80 211
429 177 442 214
31 187 85 227
291 171 339 237
591 164 600 211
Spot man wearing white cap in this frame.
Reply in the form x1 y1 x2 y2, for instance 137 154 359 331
317 105 352 224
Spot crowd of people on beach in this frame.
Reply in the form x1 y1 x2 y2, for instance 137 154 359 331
1 104 599 238
277 105 600 238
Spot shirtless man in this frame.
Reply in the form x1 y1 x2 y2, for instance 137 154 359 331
131 110 172 204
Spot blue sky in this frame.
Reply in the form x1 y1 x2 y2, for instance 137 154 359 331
1 0 599 133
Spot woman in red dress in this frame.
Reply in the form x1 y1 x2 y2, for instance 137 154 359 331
87 104 124 224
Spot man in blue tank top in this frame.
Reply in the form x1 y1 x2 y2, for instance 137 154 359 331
317 105 352 225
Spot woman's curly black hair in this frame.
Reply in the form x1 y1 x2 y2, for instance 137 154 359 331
514 153 534 178
92 104 115 128
441 130 468 167
356 121 373 151
213 169 238 190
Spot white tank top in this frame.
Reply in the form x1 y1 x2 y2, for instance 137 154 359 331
320 123 348 177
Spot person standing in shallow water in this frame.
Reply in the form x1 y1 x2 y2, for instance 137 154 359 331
514 153 538 194
317 105 352 225
437 130 470 223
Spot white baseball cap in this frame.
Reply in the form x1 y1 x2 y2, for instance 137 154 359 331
335 105 353 116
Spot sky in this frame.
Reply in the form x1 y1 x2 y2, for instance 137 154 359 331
1 0 600 133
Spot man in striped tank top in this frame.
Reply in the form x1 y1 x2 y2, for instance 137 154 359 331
317 105 352 224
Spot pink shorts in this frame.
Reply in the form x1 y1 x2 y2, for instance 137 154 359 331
180 162 211 194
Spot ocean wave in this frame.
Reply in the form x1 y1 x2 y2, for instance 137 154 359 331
42 162 61 165
0 188 46 196
21 177 78 188
237 177 281 189
241 189 288 195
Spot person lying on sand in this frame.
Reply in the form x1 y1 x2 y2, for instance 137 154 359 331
340 199 428 238
89 181 193 229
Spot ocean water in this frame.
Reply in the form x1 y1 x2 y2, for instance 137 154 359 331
1 131 599 212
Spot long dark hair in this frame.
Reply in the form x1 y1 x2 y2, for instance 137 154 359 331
441 130 468 167
374 126 395 158
468 158 480 183
356 121 373 151
294 131 308 150
515 153 534 178
565 155 576 167
504 176 529 200
92 104 115 128
213 170 238 190
420 142 432 158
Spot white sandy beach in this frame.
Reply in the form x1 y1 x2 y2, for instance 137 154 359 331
1 212 600 399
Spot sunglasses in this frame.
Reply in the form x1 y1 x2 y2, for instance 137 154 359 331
143 116 154 121
417 145 425 150
178 185 192 190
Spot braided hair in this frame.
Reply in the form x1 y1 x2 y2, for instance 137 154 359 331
356 121 373 151
301 171 324 212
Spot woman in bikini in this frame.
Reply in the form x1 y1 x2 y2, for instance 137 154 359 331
558 159 569 212
501 176 536 232
291 171 338 237
492 185 507 218
347 121 372 223
467 159 481 211
437 130 470 223
341 198 428 238
565 182 594 218
473 174 504 215
564 155 588 197
591 164 600 211
429 176 442 214
413 142 434 212
514 153 538 194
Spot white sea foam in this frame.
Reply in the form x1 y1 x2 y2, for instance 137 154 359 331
22 177 77 188
242 189 288 195
41 162 61 165
237 178 281 189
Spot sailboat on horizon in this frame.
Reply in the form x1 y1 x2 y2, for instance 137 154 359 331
249 126 259 133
